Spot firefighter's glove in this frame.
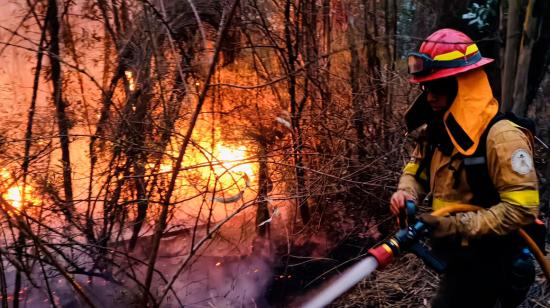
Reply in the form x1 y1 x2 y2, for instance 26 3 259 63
419 213 459 238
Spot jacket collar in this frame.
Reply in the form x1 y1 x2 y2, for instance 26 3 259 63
443 69 498 156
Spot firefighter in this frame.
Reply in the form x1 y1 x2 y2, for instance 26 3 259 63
390 28 539 308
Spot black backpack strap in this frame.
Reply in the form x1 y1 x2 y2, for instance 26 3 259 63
502 112 536 136
462 113 505 207
415 112 531 208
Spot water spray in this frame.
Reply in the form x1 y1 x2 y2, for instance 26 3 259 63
302 201 445 308
302 201 550 308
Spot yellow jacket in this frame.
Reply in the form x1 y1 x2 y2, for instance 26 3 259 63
398 69 539 239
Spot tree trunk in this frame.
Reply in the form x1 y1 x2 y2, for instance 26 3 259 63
501 0 522 112
47 0 74 220
321 0 331 112
384 0 397 147
256 140 271 236
512 0 542 116
348 29 368 162
285 0 310 225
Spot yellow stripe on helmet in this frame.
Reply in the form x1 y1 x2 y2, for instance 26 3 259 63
500 190 540 207
433 44 479 61
403 162 427 181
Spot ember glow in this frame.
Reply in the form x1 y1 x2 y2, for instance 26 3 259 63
0 169 34 210
159 163 172 173
125 70 136 91
148 141 256 206
208 144 255 198
5 186 24 209
213 144 253 180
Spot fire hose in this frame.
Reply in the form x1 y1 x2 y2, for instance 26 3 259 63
302 202 550 308
432 204 550 280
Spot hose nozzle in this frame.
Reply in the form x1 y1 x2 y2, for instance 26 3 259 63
369 201 447 272
368 221 426 268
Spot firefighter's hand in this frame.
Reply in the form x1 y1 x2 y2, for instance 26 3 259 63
419 213 458 238
390 190 414 216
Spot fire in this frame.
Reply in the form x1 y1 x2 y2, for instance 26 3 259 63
159 163 172 173
213 144 253 178
6 186 25 209
149 140 256 205
147 163 173 174
0 169 35 210
209 144 254 198
125 70 136 91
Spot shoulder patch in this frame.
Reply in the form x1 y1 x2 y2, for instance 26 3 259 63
511 149 534 175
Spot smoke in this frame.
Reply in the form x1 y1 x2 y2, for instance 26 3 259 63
177 252 271 305
150 237 275 307
1 236 275 307
0 268 133 307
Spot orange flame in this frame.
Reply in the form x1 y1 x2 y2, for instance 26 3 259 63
147 120 258 209
125 70 136 91
209 144 254 197
214 144 252 176
1 169 34 210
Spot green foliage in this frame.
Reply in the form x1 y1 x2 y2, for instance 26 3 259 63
462 0 498 30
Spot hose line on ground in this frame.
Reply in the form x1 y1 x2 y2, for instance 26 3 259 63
431 204 550 282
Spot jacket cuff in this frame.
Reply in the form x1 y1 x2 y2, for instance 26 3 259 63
397 174 424 201
454 202 537 239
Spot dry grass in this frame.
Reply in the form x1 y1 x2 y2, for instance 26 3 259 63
332 252 550 308
331 254 438 307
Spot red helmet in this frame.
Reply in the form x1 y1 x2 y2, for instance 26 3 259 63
408 29 494 83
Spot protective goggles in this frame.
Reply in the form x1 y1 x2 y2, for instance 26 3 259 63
407 51 482 76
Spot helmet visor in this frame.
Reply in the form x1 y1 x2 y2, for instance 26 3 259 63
407 53 432 75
